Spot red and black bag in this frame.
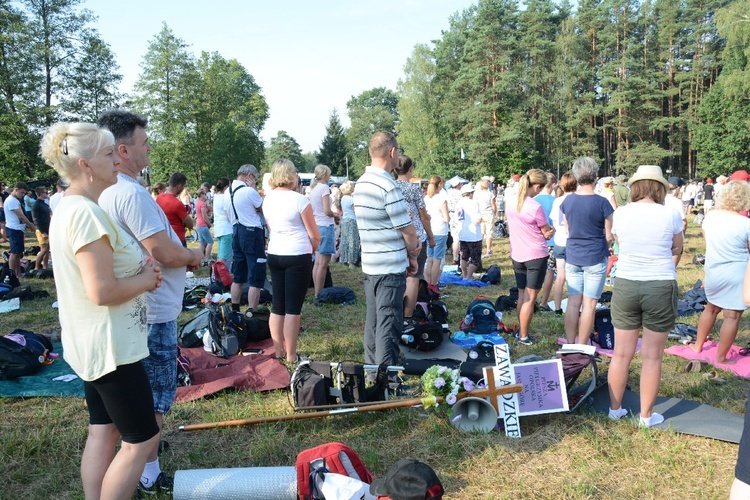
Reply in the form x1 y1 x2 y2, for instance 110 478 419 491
211 261 233 291
296 442 373 500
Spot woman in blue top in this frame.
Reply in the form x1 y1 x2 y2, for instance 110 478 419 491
561 157 614 346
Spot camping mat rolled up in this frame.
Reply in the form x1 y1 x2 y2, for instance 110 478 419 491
174 466 297 499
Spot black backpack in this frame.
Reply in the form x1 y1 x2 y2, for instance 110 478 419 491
0 331 51 380
206 303 248 357
178 309 210 348
315 287 356 305
0 264 21 289
481 264 501 285
592 309 615 349
292 361 337 408
401 322 444 352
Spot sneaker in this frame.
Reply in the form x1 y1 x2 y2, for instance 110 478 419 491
403 318 417 334
136 472 173 496
515 334 535 346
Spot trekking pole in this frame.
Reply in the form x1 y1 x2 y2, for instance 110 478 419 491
178 383 523 431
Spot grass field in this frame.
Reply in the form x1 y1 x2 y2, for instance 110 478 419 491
0 222 747 499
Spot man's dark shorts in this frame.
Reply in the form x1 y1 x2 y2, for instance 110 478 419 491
231 224 267 287
7 228 24 255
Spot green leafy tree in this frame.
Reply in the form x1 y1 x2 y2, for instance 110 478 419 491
62 32 121 122
317 109 350 178
263 130 307 174
694 0 750 176
22 0 93 127
346 87 399 174
396 44 440 177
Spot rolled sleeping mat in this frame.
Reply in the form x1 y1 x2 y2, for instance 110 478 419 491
174 466 297 500
402 359 493 382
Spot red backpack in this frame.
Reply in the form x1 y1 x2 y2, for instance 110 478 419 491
296 442 373 500
211 261 233 290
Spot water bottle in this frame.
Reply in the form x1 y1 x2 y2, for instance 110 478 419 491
401 334 414 344
464 313 473 325
495 311 503 322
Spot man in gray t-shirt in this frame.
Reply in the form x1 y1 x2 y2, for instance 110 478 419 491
98 110 201 493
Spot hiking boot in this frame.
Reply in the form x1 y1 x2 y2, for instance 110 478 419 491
403 318 417 334
515 334 535 346
136 472 173 496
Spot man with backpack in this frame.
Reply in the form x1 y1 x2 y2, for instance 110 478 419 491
98 110 202 495
353 132 420 387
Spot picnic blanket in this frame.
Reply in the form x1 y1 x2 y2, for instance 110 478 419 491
0 342 85 398
175 339 291 403
588 383 743 443
398 332 467 362
664 341 750 379
557 337 643 358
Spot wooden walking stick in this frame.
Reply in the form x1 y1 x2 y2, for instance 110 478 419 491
179 383 523 431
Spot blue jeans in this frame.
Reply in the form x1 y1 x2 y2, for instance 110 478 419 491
363 273 406 372
143 320 178 414
317 224 336 255
565 258 608 299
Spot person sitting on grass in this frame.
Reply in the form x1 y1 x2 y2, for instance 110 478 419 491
690 180 750 364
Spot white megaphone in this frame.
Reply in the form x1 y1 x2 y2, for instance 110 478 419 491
449 397 498 433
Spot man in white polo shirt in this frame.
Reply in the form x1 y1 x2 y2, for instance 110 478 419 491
353 132 420 381
4 182 36 277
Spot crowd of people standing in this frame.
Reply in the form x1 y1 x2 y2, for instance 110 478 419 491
5 110 750 497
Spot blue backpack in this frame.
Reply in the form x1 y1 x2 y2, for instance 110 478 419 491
459 296 501 335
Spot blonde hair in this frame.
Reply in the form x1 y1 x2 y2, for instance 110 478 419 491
477 179 489 190
716 180 750 213
517 169 547 211
426 175 444 198
269 158 298 189
40 122 114 182
311 164 331 189
339 180 355 196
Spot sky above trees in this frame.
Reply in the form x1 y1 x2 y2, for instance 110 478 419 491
81 0 477 153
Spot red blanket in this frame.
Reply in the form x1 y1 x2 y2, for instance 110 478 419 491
175 339 291 403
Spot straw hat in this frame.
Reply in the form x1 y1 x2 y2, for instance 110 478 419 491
628 165 668 189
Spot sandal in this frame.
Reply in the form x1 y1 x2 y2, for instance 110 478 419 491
684 360 702 373
703 371 726 384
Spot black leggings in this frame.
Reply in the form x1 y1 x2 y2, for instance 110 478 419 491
268 253 312 315
83 361 159 444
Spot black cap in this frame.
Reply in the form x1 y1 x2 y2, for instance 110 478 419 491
370 459 444 500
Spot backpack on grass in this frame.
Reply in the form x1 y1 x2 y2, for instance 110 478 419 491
0 330 53 380
210 261 233 291
296 442 373 500
178 309 210 348
459 296 502 335
592 309 615 350
205 303 247 357
400 322 444 352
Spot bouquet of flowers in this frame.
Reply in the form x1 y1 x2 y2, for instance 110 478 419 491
421 365 476 406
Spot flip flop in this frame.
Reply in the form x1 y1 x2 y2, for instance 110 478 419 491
684 360 702 373
703 371 726 384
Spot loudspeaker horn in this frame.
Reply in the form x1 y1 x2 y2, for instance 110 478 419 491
449 397 498 433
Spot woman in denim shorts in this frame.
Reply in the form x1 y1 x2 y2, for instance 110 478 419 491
607 165 683 428
560 158 614 345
